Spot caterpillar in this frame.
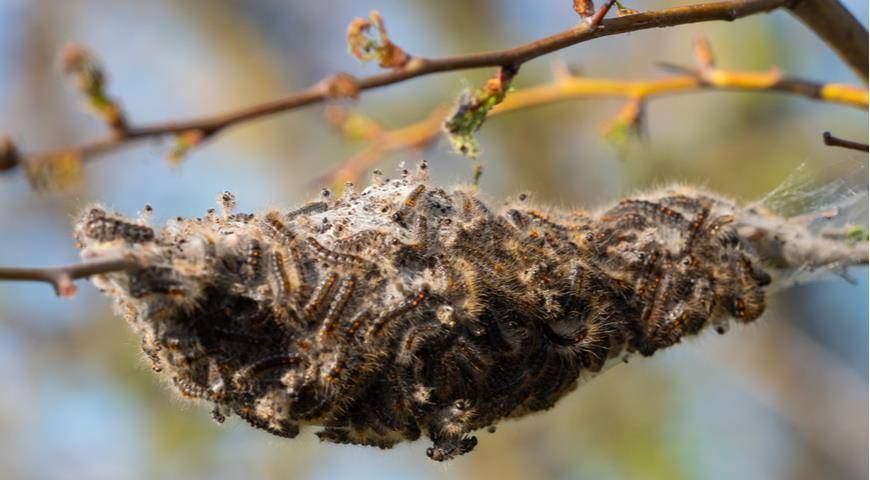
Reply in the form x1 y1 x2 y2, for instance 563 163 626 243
73 161 867 461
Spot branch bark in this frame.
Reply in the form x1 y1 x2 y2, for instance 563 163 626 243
319 62 867 185
0 256 138 296
823 131 870 151
6 0 797 183
788 0 869 83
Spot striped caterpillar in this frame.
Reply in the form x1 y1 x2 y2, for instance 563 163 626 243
74 161 867 461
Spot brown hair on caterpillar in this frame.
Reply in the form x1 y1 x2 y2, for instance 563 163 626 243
73 162 868 462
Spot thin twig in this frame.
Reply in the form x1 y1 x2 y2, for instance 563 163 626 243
496 71 868 110
315 106 448 186
5 0 798 180
587 0 618 27
787 0 869 83
0 256 138 297
320 59 867 184
822 131 869 152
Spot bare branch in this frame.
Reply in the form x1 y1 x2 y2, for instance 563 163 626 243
788 0 869 83
320 49 867 185
822 131 869 152
316 106 448 186
4 0 799 186
0 256 139 297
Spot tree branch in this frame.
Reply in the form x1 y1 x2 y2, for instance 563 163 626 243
822 131 870 152
3 0 799 187
0 256 139 297
788 0 869 83
496 69 868 110
1 194 865 298
319 55 867 185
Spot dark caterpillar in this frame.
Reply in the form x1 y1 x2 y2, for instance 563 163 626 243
73 162 865 461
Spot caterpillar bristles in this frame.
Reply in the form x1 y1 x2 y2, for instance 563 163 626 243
74 161 868 461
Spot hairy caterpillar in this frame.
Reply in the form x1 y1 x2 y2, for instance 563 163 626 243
74 161 867 461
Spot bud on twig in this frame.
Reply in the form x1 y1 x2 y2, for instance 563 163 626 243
0 136 19 171
602 98 645 152
23 152 84 191
60 43 128 134
573 0 595 19
443 65 520 157
347 11 410 69
614 0 641 16
693 36 716 71
322 72 361 100
167 130 206 165
550 58 582 82
323 107 382 141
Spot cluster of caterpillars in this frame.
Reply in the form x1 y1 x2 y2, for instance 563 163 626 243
76 162 777 461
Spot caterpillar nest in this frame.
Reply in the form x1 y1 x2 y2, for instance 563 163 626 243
74 161 867 461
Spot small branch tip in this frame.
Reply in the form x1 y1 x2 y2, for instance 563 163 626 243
822 131 869 152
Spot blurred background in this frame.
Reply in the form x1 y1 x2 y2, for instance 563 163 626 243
0 1 867 479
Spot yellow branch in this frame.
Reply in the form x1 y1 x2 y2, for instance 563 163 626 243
494 70 868 115
820 84 870 106
324 65 867 185
495 76 701 113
